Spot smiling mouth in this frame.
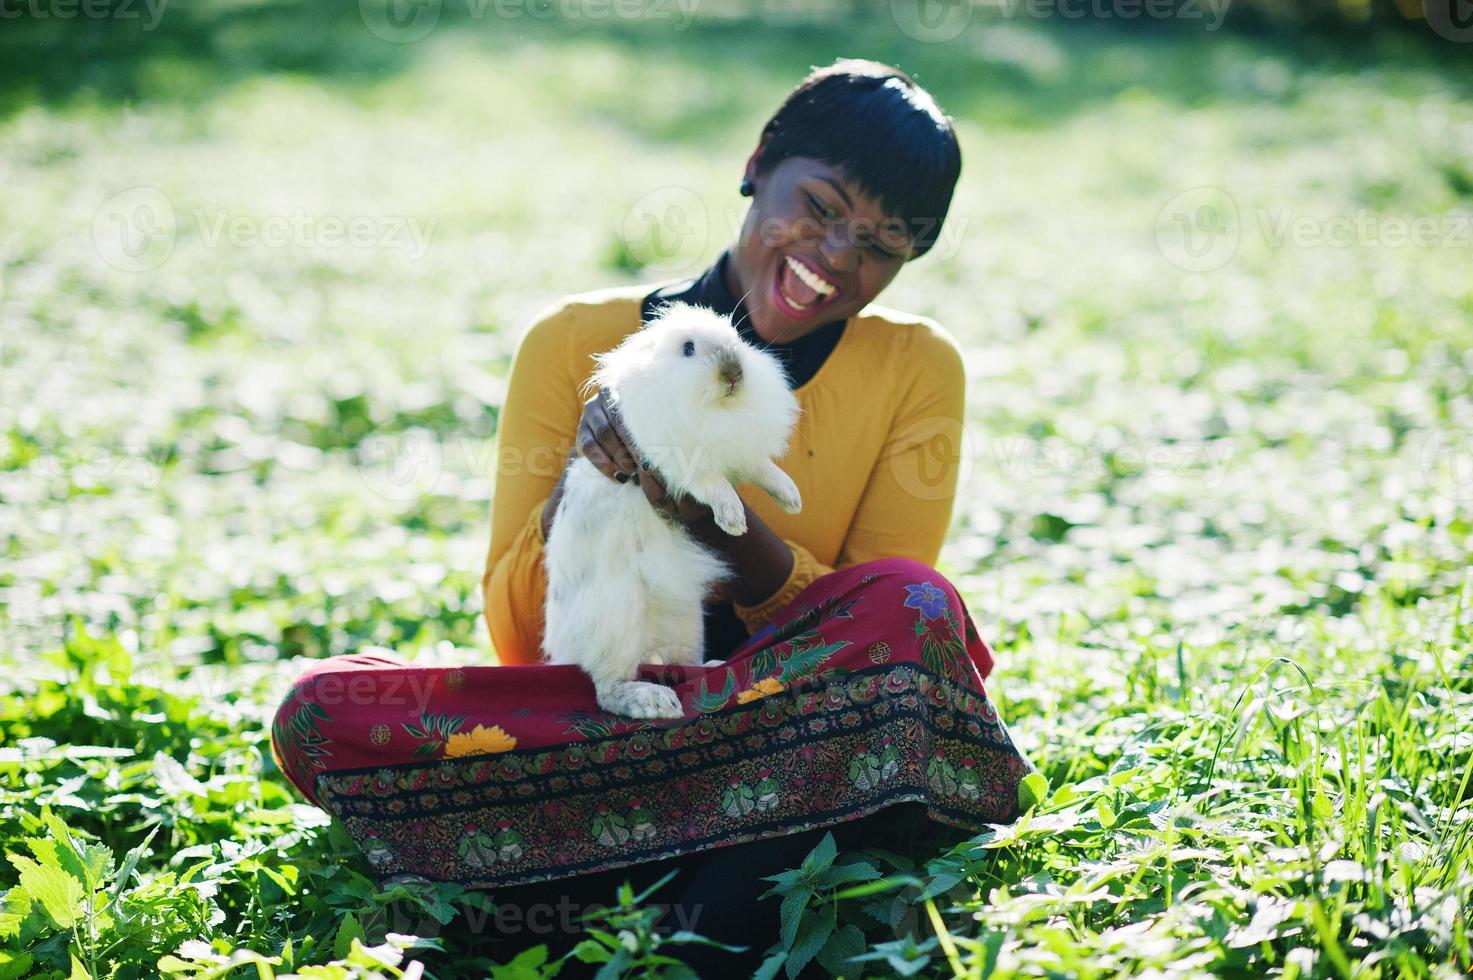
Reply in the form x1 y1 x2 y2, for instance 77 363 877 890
772 254 839 319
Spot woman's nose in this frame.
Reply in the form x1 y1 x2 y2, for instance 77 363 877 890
820 226 860 274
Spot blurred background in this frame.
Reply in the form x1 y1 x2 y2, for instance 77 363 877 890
2 0 1468 668
0 2 1470 975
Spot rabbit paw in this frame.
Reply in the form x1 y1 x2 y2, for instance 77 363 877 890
756 460 803 515
597 680 685 719
771 480 802 515
711 496 747 536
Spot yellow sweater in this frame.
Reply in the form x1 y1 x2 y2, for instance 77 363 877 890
481 283 967 667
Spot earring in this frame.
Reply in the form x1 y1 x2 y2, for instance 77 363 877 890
739 179 753 197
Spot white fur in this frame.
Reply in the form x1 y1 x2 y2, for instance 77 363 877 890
541 302 803 718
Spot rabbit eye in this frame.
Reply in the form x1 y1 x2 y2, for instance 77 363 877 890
682 340 695 357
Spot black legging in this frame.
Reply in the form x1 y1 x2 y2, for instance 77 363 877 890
471 802 943 978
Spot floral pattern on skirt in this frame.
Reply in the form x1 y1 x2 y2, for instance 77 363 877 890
270 557 1033 887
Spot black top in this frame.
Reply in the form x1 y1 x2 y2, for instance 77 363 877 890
639 252 846 660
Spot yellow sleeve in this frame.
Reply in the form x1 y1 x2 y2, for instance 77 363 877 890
835 328 965 570
733 326 966 635
481 303 583 666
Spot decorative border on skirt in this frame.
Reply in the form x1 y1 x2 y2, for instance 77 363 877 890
312 663 1032 888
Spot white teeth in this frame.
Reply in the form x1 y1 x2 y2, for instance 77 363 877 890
785 255 835 297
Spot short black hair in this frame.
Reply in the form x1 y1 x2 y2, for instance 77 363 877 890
754 59 961 260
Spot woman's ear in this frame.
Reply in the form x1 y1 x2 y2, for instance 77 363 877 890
742 134 771 193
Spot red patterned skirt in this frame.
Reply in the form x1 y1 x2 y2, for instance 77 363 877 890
270 557 1032 888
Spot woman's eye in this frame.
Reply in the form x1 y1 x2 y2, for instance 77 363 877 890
682 340 695 357
805 192 837 221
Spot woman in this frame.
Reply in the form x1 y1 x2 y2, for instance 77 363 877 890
272 59 1031 974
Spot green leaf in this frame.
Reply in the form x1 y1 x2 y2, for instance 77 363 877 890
831 873 924 901
759 868 806 896
779 887 810 950
920 868 965 900
752 951 787 980
41 811 112 891
592 947 631 980
785 902 835 978
801 831 837 876
0 952 34 980
151 752 209 802
1018 771 1049 811
815 923 866 977
333 912 363 961
0 884 34 942
819 860 881 887
568 938 612 964
6 855 84 930
110 825 160 907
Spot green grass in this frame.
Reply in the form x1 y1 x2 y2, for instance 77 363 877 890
2 3 1471 977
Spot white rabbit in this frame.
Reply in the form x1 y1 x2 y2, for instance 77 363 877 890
541 302 803 719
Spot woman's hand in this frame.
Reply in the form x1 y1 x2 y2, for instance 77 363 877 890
544 386 787 606
632 461 715 527
575 388 640 484
543 389 714 540
573 388 716 527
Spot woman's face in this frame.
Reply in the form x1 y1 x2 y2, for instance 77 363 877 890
727 155 914 345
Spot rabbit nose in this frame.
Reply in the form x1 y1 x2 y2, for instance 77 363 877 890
717 352 743 387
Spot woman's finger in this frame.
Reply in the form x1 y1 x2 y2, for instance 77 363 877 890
581 394 628 472
594 389 642 474
638 464 674 515
577 417 624 483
